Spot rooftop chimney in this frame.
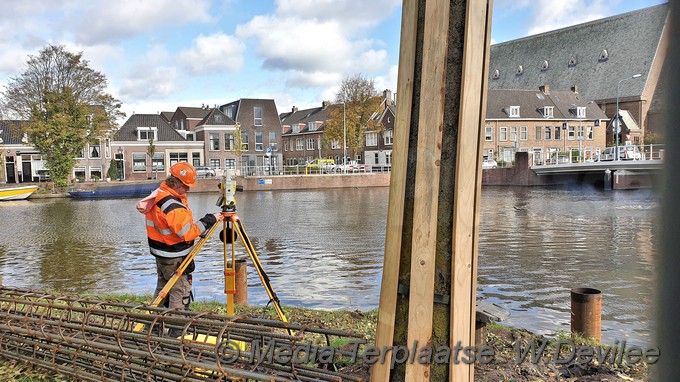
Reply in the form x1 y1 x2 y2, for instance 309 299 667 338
539 85 550 94
383 89 393 106
292 106 298 113
322 101 330 109
571 85 579 93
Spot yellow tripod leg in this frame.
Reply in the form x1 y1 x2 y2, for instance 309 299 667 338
133 219 222 332
233 217 291 335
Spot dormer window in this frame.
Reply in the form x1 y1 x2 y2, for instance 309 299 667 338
509 106 520 118
492 69 500 79
541 60 549 71
292 124 300 134
308 122 318 131
515 65 523 75
577 107 586 118
598 49 609 62
137 127 157 141
542 106 554 118
568 56 578 67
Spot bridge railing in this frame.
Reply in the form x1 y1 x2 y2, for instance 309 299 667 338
640 144 665 160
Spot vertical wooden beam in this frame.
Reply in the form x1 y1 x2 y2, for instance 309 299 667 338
450 0 493 381
370 1 419 380
372 1 492 380
404 0 451 380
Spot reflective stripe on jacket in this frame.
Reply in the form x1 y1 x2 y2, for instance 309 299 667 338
145 182 209 258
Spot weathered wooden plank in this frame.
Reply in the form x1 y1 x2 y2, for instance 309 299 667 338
404 0 451 380
450 0 492 381
370 0 419 380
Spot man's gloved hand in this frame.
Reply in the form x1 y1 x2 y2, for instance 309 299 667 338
199 213 218 229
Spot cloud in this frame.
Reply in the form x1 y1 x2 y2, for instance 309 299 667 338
72 0 213 45
178 33 246 74
285 70 342 88
527 0 608 35
119 44 178 100
373 65 398 94
275 0 401 32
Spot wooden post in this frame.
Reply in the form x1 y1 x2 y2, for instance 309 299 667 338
371 0 492 381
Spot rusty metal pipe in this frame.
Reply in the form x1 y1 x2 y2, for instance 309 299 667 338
570 287 602 341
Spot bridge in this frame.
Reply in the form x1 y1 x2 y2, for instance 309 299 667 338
531 159 663 175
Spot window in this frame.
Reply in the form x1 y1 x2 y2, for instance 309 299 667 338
293 124 300 133
545 127 552 140
192 152 201 167
485 126 493 141
133 153 146 172
225 134 235 150
587 126 593 140
284 140 288 151
331 140 340 149
186 133 194 141
210 159 220 169
535 126 542 140
508 106 520 117
269 131 277 150
578 125 584 140
74 167 86 182
374 153 379 164
568 126 576 140
89 143 101 158
554 126 561 140
542 106 554 118
366 132 378 146
383 130 393 145
89 167 102 181
255 132 263 151
210 134 219 150
500 127 508 141
226 159 235 169
137 127 157 141
308 122 318 131
254 106 263 126
169 153 188 166
306 138 315 150
152 153 165 172
520 126 528 140
242 133 249 151
510 127 517 142
577 107 586 118
296 138 304 151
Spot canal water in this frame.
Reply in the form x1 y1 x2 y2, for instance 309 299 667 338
0 186 657 346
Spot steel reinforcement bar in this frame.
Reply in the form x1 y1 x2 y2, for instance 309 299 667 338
0 286 367 381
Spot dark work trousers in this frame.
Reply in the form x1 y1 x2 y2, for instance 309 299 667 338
154 256 193 310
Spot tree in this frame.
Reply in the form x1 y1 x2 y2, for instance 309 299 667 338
323 74 383 161
2 45 125 187
146 134 156 179
106 158 120 181
232 122 245 173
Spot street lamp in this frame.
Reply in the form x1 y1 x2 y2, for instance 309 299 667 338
615 74 641 160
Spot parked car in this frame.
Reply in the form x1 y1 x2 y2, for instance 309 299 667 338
333 160 366 173
195 166 216 178
305 159 336 173
481 159 498 169
597 145 642 161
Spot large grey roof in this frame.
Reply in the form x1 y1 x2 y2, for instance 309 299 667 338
197 108 235 126
114 114 186 141
488 3 668 101
486 88 608 120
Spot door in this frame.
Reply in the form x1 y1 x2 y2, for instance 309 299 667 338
5 157 16 183
21 160 31 182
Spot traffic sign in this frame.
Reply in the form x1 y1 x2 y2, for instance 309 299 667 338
265 147 272 156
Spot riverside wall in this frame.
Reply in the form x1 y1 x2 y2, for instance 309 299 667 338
190 173 391 193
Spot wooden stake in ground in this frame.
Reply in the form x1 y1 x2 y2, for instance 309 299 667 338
371 0 492 381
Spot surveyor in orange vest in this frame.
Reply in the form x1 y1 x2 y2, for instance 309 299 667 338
137 162 220 311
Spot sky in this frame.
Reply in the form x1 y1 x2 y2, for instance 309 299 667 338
0 0 668 123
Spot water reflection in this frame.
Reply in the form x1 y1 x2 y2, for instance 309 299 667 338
0 186 657 345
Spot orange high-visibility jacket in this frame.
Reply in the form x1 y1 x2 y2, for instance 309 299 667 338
145 182 209 258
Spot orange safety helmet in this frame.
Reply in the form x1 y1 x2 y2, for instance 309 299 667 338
169 162 197 188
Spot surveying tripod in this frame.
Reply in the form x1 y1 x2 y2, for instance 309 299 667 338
133 170 288 332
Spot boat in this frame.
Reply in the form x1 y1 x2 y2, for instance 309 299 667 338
69 181 161 199
0 185 39 201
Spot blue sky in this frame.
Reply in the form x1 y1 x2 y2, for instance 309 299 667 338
0 0 667 123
